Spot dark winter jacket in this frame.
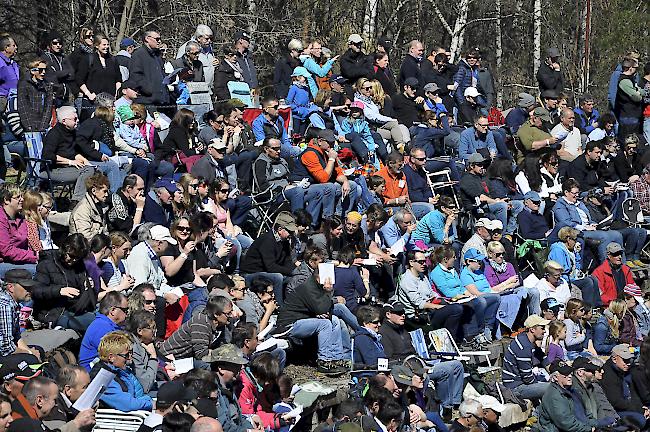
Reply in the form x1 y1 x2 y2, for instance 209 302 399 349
352 327 385 368
16 78 54 132
340 50 373 82
240 230 294 277
214 60 241 101
275 276 334 334
156 124 203 161
75 117 112 161
42 123 77 165
535 382 595 432
32 249 97 325
75 52 121 96
42 50 76 101
130 45 169 105
536 62 564 94
378 320 416 362
273 54 300 100
601 357 644 414
398 54 422 88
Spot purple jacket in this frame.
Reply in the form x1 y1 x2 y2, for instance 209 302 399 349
483 261 517 287
0 53 19 97
0 207 37 264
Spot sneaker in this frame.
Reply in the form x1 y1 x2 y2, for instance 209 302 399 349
483 327 493 343
316 359 347 375
626 260 638 268
335 359 352 369
634 260 647 267
442 406 453 423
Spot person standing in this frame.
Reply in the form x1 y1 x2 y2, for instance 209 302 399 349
130 30 169 105
0 35 19 113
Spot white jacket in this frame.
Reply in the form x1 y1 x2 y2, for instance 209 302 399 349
125 241 172 296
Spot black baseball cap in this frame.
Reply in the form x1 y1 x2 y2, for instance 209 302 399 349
572 357 599 373
4 269 36 287
156 381 196 406
0 353 44 382
549 360 572 376
540 297 562 316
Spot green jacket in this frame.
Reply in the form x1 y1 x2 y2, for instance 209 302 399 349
535 382 594 432
570 374 599 422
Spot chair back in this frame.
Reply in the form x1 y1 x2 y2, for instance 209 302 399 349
428 328 460 356
93 409 149 432
228 81 253 107
409 328 430 359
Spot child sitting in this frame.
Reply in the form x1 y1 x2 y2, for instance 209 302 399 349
544 320 567 364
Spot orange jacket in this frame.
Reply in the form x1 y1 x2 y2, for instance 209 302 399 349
376 165 408 201
301 141 343 184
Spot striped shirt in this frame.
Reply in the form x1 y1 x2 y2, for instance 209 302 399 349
502 332 544 389
159 311 215 360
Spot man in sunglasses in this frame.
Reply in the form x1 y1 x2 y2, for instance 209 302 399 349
571 357 619 428
592 242 635 305
339 34 374 85
478 395 505 432
130 30 170 105
601 344 648 428
517 190 550 239
79 292 128 370
252 97 299 157
517 106 557 159
40 30 75 106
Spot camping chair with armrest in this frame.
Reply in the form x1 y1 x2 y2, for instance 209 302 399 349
93 409 149 432
423 164 460 209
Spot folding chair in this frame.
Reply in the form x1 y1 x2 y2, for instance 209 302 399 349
423 164 459 209
93 409 149 432
22 156 77 210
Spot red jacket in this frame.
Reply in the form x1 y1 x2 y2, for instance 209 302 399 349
592 259 634 305
238 368 281 429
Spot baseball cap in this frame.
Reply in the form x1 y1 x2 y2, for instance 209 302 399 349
489 219 503 231
203 344 248 364
153 178 179 193
328 74 347 85
423 83 440 94
547 47 560 58
524 191 541 202
377 36 393 52
347 34 364 44
478 395 506 413
4 269 36 287
541 89 559 99
149 225 178 245
540 298 562 316
524 314 551 328
291 66 311 78
234 31 250 42
572 357 599 373
518 92 536 108
0 353 44 382
404 77 419 88
275 211 298 232
532 106 551 122
475 218 493 229
156 381 196 406
468 153 486 164
384 301 406 314
208 138 227 150
349 101 365 111
624 284 643 304
464 87 481 98
612 344 634 360
549 360 572 376
120 38 136 49
606 242 624 254
391 364 415 386
464 248 486 262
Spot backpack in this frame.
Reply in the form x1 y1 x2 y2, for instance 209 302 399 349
42 348 77 379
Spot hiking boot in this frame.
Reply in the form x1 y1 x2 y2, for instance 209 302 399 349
634 260 648 268
627 260 638 268
317 359 347 375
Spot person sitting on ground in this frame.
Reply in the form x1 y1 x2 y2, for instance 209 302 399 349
69 172 110 241
352 305 386 369
89 331 153 412
41 365 92 431
79 292 129 370
502 314 550 401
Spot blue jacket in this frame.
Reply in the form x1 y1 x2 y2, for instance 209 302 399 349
353 327 386 367
548 241 576 282
412 209 456 245
453 59 480 105
378 217 410 249
217 381 252 432
517 208 549 240
505 107 528 134
339 117 375 150
403 164 433 203
286 83 316 120
552 197 592 239
593 315 618 355
429 263 464 298
142 191 173 226
458 127 496 162
252 113 291 150
301 56 335 98
573 106 600 135
79 314 121 370
409 116 451 157
91 362 153 412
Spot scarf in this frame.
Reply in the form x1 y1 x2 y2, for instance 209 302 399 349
488 259 508 274
80 44 94 54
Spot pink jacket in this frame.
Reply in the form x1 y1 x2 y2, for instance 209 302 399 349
237 369 281 430
0 207 37 264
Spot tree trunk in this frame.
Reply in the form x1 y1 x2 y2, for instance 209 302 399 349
115 0 135 51
363 0 380 41
449 0 469 62
495 0 503 108
533 0 542 76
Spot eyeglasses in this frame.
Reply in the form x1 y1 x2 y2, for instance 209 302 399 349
177 226 191 233
568 190 579 196
369 319 381 325
85 34 94 39
494 252 504 257
189 51 201 56
144 299 156 305
268 105 280 110
548 161 559 167
215 148 226 153
113 306 129 314
362 86 373 90
148 36 161 42
219 188 230 193
610 251 624 257
189 183 199 188
476 123 489 127
115 351 133 360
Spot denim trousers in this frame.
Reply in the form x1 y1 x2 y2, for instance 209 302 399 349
289 317 346 361
513 382 550 400
464 294 501 337
305 183 335 225
429 360 464 407
334 180 360 216
90 160 125 193
582 229 624 262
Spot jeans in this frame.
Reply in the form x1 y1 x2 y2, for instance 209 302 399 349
486 200 523 235
305 183 334 226
618 411 646 429
0 263 36 279
244 272 285 305
90 160 125 193
57 311 95 332
521 286 541 315
429 360 464 407
281 186 306 212
513 382 550 400
228 234 254 270
573 276 601 307
333 303 362 332
619 226 647 261
411 202 436 220
492 128 512 160
429 304 464 341
464 294 501 337
334 180 360 216
582 229 624 263
281 141 301 159
290 317 346 361
644 117 650 145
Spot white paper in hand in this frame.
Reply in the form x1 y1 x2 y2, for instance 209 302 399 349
318 263 335 285
72 368 115 411
389 238 405 256
173 358 195 374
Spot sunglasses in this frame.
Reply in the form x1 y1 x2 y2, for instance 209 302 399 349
115 351 132 359
113 306 129 314
215 148 226 153
363 86 373 90
149 36 161 42
531 200 541 205
51 41 62 46
494 252 504 257
31 68 46 72
189 183 199 188
177 226 191 233
219 188 230 193
548 161 559 166
144 299 156 305
268 105 280 109
85 34 94 39
610 251 623 257
412 259 427 264
369 319 381 325
476 123 489 127
413 156 427 161
269 146 281 152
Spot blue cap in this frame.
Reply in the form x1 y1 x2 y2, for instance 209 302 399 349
154 178 179 193
328 74 347 84
524 191 541 201
120 38 136 48
464 248 486 262
291 66 311 79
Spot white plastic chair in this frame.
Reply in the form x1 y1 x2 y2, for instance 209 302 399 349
92 409 149 432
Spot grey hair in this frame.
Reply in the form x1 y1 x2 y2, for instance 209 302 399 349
392 208 414 224
287 39 303 52
22 377 56 405
94 92 115 108
138 222 157 242
55 365 88 391
194 25 213 38
185 41 201 54
56 106 77 122
459 399 482 417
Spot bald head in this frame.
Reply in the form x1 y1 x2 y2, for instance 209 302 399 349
191 417 223 432
409 40 424 58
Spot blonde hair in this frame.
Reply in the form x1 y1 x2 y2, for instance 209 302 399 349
558 226 580 242
178 173 197 208
98 331 132 361
23 189 44 226
314 90 332 109
94 106 115 124
607 299 626 339
369 80 386 107
109 231 130 248
355 78 370 94
546 320 566 353
565 298 585 322
487 241 505 254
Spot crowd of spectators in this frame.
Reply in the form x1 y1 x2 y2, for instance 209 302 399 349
0 25 649 432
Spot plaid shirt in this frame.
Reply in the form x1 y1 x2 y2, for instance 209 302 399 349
0 290 20 356
630 179 650 214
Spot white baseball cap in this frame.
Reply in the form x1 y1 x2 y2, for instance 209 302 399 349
464 87 481 98
149 225 178 245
